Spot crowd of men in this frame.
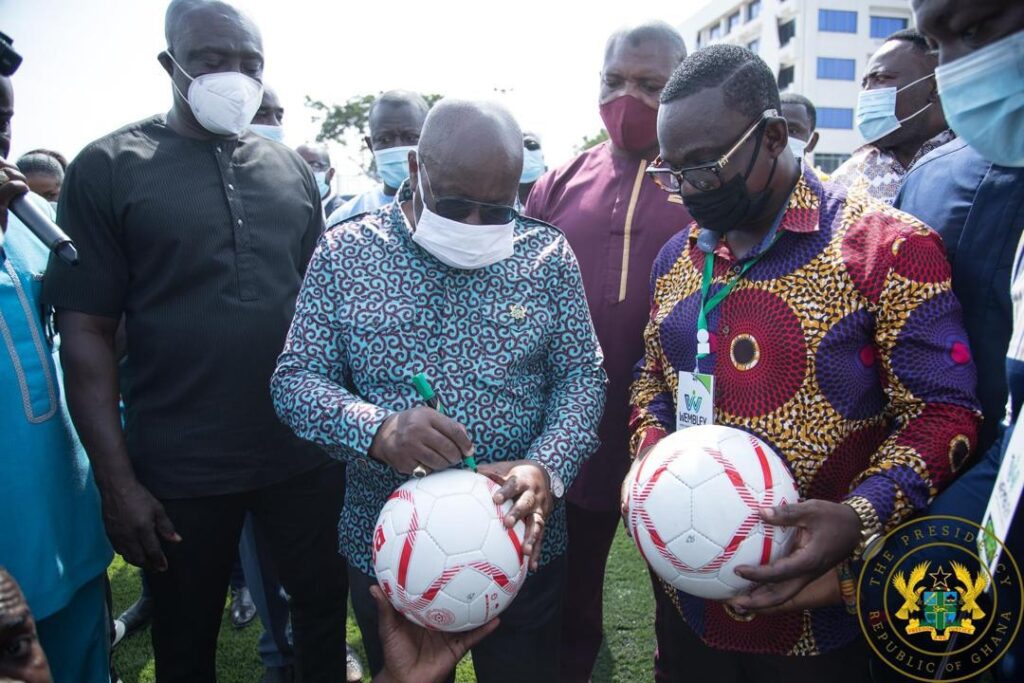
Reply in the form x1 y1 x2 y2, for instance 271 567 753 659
1 0 1022 681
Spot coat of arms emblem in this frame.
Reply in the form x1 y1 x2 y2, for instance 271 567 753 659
891 561 989 642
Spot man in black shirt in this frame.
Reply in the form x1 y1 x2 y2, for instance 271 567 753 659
44 1 347 681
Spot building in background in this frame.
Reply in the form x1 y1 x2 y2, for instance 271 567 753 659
680 0 912 173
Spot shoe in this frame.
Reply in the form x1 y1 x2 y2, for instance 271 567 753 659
346 643 364 682
230 585 257 629
261 665 294 683
112 595 153 647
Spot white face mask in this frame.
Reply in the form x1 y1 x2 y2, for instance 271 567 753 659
166 52 263 136
250 123 284 143
787 136 807 158
410 167 515 270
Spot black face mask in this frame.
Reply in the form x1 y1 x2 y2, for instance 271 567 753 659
682 123 778 235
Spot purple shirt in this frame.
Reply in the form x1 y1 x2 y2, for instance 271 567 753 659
526 142 692 510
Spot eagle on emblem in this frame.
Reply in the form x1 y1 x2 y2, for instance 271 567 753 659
892 561 930 620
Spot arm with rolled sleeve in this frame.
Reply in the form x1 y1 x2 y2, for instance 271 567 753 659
270 229 394 462
525 236 607 489
845 220 982 535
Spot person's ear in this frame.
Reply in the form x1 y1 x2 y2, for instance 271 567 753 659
805 131 819 155
408 152 419 190
326 168 336 185
763 117 788 158
157 50 174 78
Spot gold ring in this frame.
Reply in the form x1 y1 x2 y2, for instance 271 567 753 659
723 603 756 622
412 464 429 478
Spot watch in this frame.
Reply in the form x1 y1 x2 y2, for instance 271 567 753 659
535 461 565 499
844 496 882 559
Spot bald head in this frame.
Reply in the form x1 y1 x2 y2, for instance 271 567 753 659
296 143 330 168
366 90 430 152
165 0 260 53
605 21 686 64
413 98 523 210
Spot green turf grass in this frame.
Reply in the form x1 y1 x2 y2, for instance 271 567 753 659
110 527 654 682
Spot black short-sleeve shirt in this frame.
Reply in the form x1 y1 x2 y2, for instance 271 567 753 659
44 116 327 499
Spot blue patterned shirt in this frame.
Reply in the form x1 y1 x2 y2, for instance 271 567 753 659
271 189 607 574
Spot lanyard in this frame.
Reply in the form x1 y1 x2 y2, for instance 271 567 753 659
695 229 783 362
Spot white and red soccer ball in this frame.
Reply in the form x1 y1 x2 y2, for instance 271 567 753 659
372 468 528 632
625 425 799 600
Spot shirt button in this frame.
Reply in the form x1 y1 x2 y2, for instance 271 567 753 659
216 146 222 154
730 265 742 275
237 218 243 226
228 184 235 191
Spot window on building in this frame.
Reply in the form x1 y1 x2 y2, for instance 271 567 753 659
817 57 857 80
710 24 721 41
814 153 851 173
778 65 795 90
778 19 796 46
870 16 909 38
747 39 761 54
727 11 741 33
747 0 762 21
817 107 855 129
819 9 858 33
697 32 704 48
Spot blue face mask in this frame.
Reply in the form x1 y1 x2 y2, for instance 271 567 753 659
374 145 416 189
520 147 546 184
313 171 330 199
936 30 1024 168
855 72 934 144
250 123 285 143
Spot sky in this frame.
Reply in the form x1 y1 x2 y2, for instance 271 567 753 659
2 0 710 194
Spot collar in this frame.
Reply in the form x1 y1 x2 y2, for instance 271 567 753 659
855 128 958 173
688 163 823 261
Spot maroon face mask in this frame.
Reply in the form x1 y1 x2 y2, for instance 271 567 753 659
599 95 659 154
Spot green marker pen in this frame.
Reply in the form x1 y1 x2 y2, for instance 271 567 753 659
412 373 477 472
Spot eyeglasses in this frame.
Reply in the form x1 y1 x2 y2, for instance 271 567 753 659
419 160 518 225
646 109 778 193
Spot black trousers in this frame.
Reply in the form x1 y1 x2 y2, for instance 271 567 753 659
145 461 348 683
656 589 872 683
349 553 567 683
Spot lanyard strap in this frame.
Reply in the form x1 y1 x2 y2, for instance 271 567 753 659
695 230 782 360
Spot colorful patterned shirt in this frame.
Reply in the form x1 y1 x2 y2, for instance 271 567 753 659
271 187 607 575
629 166 980 656
830 128 956 204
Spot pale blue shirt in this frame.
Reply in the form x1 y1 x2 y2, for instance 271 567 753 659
0 193 112 619
326 185 391 227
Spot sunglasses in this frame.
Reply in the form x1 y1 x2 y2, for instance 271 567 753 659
419 160 518 225
646 108 777 193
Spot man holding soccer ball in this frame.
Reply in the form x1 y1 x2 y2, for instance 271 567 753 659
628 45 980 681
272 98 606 682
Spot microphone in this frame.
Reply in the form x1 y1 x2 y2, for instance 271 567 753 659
10 195 79 265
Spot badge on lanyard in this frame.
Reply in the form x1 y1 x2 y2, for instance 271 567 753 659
677 371 715 429
978 423 1024 581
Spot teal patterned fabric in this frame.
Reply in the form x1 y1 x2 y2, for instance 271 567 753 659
271 188 607 574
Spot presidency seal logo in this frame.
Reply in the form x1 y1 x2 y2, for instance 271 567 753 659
857 516 1022 681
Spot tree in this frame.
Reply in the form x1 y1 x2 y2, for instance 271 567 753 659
305 93 443 178
576 129 609 153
